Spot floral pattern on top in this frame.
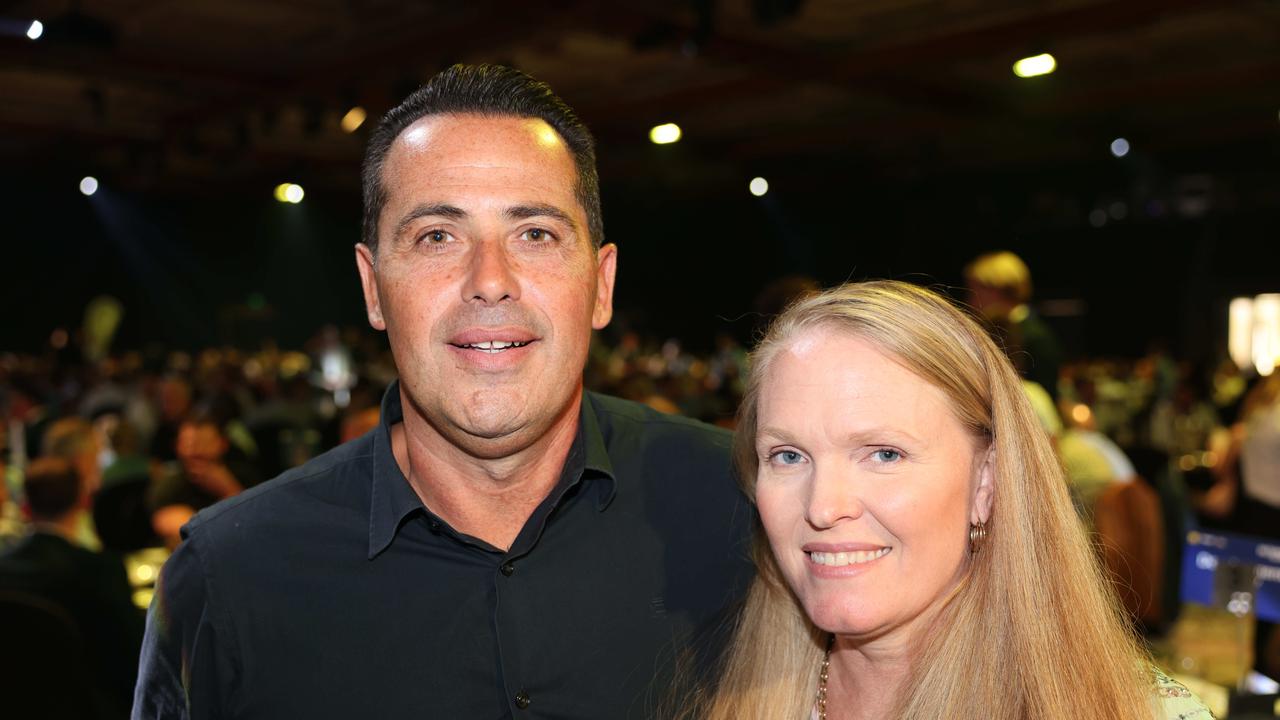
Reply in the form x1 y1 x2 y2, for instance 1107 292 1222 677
1152 667 1216 719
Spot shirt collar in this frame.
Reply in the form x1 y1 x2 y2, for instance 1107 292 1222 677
368 381 424 559
367 382 618 559
581 392 617 510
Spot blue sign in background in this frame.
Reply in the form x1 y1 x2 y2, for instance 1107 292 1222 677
1181 530 1280 622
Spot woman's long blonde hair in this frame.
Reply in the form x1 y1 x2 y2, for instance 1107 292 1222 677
691 280 1152 720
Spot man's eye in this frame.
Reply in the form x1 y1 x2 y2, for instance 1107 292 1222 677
523 228 553 242
423 230 449 244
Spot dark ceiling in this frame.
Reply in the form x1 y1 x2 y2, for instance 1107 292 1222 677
3 0 1278 194
2 0 1278 357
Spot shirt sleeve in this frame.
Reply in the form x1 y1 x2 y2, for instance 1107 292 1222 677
132 530 238 720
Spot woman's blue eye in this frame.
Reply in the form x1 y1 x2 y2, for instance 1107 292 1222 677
871 448 902 463
773 450 804 465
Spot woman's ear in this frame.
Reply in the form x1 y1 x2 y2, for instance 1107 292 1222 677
972 444 995 525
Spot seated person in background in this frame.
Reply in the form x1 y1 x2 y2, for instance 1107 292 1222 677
684 280 1210 720
148 409 262 547
965 250 1063 400
42 416 105 549
0 457 144 713
148 374 192 463
1057 400 1137 526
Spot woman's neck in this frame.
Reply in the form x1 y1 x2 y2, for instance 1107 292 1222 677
823 635 915 720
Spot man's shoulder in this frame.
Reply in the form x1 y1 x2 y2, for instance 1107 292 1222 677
0 533 118 589
183 430 377 539
585 392 741 499
586 391 732 450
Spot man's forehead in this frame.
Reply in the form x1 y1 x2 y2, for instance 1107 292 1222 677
392 113 568 162
380 113 585 225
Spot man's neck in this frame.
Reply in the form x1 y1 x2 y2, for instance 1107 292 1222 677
31 515 80 541
391 392 584 551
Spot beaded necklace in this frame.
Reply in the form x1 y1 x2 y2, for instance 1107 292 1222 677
815 634 833 720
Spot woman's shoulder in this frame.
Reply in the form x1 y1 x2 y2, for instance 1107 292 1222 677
1151 667 1216 720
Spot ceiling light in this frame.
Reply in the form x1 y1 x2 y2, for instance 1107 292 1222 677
749 177 769 197
340 106 367 133
274 183 304 204
649 123 682 145
1013 53 1056 78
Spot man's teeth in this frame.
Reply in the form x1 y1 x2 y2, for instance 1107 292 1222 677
809 548 891 567
464 340 530 353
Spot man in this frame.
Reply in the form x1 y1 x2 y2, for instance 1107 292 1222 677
41 416 106 549
148 375 192 463
148 410 262 548
0 457 144 715
134 64 754 719
965 250 1064 400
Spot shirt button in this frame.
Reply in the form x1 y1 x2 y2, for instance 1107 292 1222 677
514 690 531 709
500 561 515 577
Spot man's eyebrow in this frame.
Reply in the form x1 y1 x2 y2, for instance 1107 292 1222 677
504 204 577 229
394 203 467 238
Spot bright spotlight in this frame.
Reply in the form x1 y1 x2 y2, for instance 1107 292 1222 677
340 106 367 134
1110 137 1130 158
1013 53 1056 78
27 20 43 40
79 176 99 196
274 183 305 204
749 177 769 197
649 123 682 145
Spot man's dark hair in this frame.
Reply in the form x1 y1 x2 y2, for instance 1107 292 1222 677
361 64 603 252
23 457 82 521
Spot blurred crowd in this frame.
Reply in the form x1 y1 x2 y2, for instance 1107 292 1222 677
0 322 757 559
2 253 1279 714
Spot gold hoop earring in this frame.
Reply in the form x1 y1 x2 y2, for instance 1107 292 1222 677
969 521 987 554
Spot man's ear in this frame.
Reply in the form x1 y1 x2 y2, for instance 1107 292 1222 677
355 243 386 330
971 443 995 525
591 243 618 330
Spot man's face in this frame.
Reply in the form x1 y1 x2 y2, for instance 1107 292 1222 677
177 423 227 467
356 114 617 458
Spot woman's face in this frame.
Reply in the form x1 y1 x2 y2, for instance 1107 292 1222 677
754 327 991 644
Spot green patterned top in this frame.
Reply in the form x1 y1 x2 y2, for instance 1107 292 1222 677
1152 667 1216 720
805 667 1217 719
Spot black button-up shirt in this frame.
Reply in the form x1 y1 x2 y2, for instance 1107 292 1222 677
133 384 755 719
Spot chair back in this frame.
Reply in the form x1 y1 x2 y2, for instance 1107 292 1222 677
1095 480 1166 630
0 591 118 719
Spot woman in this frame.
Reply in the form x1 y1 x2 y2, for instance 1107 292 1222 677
691 281 1209 719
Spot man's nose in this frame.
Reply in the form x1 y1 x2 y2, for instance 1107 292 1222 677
462 238 520 305
805 463 864 529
